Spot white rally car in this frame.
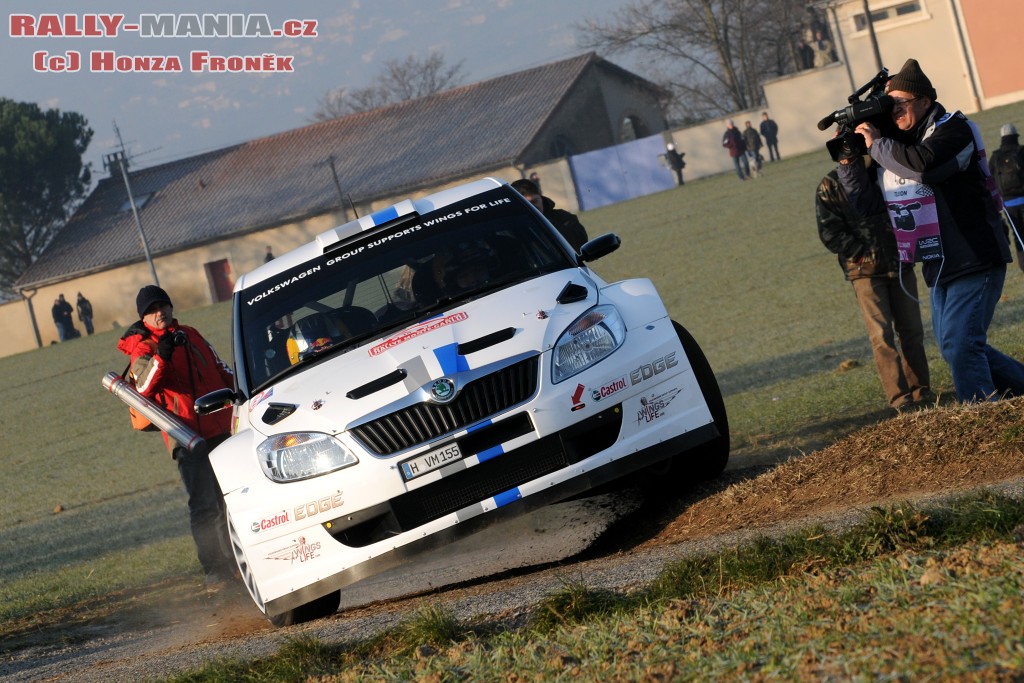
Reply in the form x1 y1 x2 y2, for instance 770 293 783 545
197 178 728 625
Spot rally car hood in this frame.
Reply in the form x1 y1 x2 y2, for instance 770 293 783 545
245 270 598 438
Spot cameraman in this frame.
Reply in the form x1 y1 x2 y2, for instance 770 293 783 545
117 285 237 590
852 58 1024 402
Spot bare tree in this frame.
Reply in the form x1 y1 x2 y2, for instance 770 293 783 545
579 0 805 123
312 52 466 121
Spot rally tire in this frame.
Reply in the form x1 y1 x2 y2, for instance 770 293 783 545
269 590 342 628
673 321 730 480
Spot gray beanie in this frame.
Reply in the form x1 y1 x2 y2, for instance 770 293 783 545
1001 123 1018 138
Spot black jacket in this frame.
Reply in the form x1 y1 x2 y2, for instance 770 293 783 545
990 134 1024 201
863 103 1009 286
541 196 588 252
817 169 902 280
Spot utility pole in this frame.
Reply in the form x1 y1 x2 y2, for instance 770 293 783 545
327 155 349 223
105 122 159 286
862 0 884 72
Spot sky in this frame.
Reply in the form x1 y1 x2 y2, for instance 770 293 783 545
2 0 642 182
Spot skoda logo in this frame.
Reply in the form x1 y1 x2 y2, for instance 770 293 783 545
430 378 457 403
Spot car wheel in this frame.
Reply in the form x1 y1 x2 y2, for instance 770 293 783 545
637 322 730 493
673 321 729 480
269 590 342 628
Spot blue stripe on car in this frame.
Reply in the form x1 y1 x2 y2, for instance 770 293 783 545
477 445 504 462
467 420 492 433
434 343 471 375
494 488 521 507
370 206 399 225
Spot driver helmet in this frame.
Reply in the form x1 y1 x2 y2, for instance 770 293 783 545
286 313 339 365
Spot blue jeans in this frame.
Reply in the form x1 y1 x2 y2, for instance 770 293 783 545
731 154 749 180
930 264 1024 401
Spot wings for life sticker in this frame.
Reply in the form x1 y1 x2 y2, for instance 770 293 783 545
881 170 942 263
635 387 681 425
265 536 321 564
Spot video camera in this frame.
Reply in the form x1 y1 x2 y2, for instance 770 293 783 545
817 69 895 162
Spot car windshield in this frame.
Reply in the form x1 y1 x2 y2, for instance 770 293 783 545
236 186 575 393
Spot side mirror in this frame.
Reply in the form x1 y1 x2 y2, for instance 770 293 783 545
579 233 621 263
195 388 238 415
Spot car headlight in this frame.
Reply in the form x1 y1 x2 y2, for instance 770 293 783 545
551 304 625 384
257 432 358 483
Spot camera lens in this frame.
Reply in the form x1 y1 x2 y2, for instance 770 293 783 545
173 330 188 346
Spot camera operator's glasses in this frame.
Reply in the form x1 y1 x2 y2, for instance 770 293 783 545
891 96 920 108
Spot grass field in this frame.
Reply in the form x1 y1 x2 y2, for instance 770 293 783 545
3 99 1024 638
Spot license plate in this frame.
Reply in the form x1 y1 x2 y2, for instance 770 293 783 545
400 442 463 481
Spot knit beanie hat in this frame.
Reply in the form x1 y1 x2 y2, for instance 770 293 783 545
1002 123 1018 138
886 58 936 100
136 284 172 317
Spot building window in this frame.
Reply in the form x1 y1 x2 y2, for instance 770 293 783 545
620 116 650 142
852 1 924 32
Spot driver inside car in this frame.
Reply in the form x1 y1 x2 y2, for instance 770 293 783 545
431 240 493 296
286 313 340 365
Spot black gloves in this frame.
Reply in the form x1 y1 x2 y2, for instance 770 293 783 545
157 332 177 360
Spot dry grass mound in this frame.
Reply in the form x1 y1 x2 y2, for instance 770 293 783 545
652 398 1024 546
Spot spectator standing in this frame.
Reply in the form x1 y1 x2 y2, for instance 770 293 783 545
116 285 237 589
812 30 836 67
817 164 932 411
853 58 1024 402
52 298 67 341
722 120 749 180
796 40 815 70
510 178 589 251
743 121 763 177
663 143 686 186
760 112 781 161
989 123 1024 273
51 294 75 341
76 292 95 335
264 245 275 263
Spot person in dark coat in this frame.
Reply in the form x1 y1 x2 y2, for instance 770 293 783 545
760 111 781 161
989 123 1024 273
76 292 94 335
51 294 76 341
510 178 589 251
663 143 686 186
722 120 749 180
817 164 931 410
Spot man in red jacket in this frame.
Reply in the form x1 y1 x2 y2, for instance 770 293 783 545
117 285 237 589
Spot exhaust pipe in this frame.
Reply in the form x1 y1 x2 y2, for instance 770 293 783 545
102 372 206 453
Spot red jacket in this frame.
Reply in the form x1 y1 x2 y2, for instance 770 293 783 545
117 319 234 451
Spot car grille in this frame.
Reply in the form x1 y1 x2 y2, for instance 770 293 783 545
350 356 539 456
328 404 624 548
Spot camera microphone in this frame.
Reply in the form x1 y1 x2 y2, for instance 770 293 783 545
817 113 837 131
